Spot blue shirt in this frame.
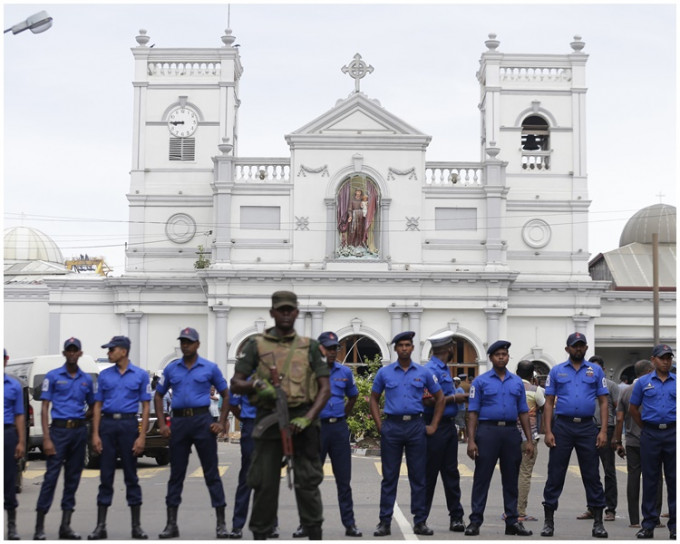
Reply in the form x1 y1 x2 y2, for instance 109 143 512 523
95 362 152 414
4 374 24 424
41 364 95 420
156 356 227 410
468 369 528 420
424 356 458 418
629 370 676 424
545 360 608 417
455 386 466 410
229 390 257 419
320 362 359 419
372 361 441 415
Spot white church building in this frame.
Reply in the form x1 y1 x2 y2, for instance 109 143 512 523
4 30 676 381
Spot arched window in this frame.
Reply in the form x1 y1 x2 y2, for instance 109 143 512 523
521 115 550 170
337 334 382 375
336 175 380 259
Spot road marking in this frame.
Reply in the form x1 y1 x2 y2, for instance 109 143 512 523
393 501 418 540
189 464 229 478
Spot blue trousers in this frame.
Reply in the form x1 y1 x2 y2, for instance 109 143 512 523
379 417 428 524
425 417 464 521
231 418 254 529
166 412 225 507
97 418 142 506
640 426 676 531
542 417 606 511
4 425 19 510
36 426 87 512
320 418 356 528
469 422 522 526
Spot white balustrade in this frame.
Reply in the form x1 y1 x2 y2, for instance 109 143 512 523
148 61 220 77
500 67 572 83
424 163 483 186
234 160 291 182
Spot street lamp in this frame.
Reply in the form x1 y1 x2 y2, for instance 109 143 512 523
4 11 53 35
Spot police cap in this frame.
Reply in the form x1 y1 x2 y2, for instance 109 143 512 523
392 331 415 345
487 340 511 356
428 330 454 349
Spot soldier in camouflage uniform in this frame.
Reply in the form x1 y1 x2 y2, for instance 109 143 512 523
230 291 331 540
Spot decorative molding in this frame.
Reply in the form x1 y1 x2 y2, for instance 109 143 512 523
521 218 552 249
165 213 197 244
295 217 310 231
405 217 420 231
387 167 417 180
297 164 329 177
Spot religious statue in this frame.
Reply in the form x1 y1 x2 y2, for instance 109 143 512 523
336 178 379 258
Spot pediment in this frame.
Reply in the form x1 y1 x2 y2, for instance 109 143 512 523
288 92 428 138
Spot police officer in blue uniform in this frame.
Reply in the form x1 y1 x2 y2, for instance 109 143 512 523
34 337 96 540
293 331 362 538
422 331 468 533
464 340 533 537
88 336 151 540
5 349 25 541
227 387 279 539
369 331 445 537
629 344 676 540
155 327 230 539
541 332 609 538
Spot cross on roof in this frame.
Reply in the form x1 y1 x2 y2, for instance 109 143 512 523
341 53 374 93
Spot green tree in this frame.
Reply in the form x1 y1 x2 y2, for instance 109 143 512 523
347 354 384 444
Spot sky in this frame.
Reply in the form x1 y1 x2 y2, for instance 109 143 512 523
3 2 677 275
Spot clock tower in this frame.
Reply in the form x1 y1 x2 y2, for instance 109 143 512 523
126 28 242 273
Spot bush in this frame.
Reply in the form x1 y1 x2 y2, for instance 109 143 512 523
347 354 384 443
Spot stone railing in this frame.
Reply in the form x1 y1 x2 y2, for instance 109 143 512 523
521 151 551 170
424 162 484 186
148 61 221 77
234 158 291 182
500 67 572 83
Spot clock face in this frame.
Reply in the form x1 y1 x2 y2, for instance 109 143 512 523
168 108 198 137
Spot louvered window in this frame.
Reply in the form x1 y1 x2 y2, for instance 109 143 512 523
169 138 195 161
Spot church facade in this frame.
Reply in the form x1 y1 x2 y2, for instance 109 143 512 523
5 30 674 380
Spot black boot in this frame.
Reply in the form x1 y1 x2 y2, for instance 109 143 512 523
87 506 108 540
130 505 147 539
158 507 179 539
541 506 554 537
253 533 268 540
7 508 20 540
591 507 609 538
306 525 322 540
216 507 229 539
59 510 81 540
34 510 47 540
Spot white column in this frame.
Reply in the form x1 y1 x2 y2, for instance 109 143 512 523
325 198 336 259
213 305 231 375
484 307 504 372
388 308 404 361
309 308 324 339
125 311 143 368
408 309 423 363
381 198 391 260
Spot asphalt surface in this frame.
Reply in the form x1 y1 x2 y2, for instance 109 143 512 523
10 438 672 541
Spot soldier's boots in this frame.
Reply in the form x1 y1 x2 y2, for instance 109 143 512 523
87 505 108 540
34 510 47 540
541 506 554 537
216 506 229 539
59 509 82 540
306 525 322 540
6 508 20 540
158 507 179 539
591 507 609 539
130 505 148 539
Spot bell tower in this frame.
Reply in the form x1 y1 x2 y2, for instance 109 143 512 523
126 26 242 273
476 33 591 278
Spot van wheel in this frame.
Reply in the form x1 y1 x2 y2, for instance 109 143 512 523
84 443 100 469
155 450 170 466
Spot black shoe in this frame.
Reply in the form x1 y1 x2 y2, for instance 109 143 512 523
413 522 433 536
450 519 466 532
373 522 391 537
292 526 307 538
670 529 676 540
228 528 243 539
268 527 279 539
464 523 480 536
345 526 362 537
636 528 654 539
505 522 533 536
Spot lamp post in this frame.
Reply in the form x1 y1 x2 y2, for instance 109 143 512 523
4 11 53 35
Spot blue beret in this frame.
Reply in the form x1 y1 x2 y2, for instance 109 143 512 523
487 340 511 356
392 331 415 345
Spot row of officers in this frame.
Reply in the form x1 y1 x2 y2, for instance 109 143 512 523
3 291 676 540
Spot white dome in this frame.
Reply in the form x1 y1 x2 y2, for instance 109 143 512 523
619 204 676 247
4 226 64 264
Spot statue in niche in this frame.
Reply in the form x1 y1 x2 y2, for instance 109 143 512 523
336 176 379 258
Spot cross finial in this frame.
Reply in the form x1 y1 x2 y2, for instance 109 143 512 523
341 53 374 93
656 191 665 203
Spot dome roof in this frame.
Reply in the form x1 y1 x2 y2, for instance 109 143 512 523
619 204 676 247
4 226 64 264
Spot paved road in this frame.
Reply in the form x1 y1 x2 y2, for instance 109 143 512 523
11 439 671 540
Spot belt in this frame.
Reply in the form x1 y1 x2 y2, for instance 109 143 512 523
102 413 137 420
385 413 422 421
557 415 593 423
172 406 209 418
321 416 345 424
4 424 16 429
52 419 87 429
425 415 456 424
479 420 516 426
645 422 676 430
